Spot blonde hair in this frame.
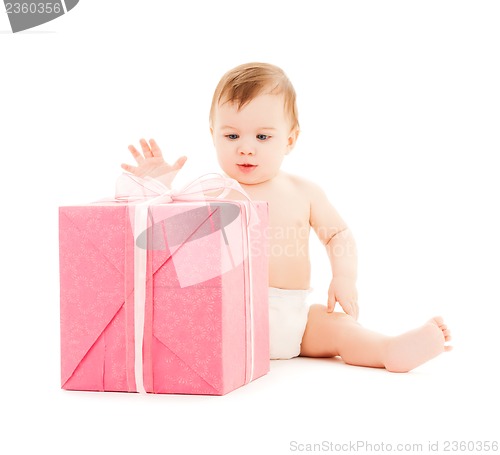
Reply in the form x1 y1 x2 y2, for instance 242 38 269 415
209 62 299 131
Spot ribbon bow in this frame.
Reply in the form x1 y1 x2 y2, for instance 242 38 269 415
115 172 245 204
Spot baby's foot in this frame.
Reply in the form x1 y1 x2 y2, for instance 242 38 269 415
384 317 452 373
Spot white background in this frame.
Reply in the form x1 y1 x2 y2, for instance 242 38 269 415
1 1 499 454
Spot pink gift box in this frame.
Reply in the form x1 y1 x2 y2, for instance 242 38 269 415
59 197 269 395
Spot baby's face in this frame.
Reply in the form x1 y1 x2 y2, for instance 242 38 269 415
211 94 297 185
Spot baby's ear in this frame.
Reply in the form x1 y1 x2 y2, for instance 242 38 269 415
286 128 300 154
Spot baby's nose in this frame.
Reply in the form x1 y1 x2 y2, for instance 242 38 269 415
237 143 256 155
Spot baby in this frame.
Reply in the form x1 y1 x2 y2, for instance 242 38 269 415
122 62 452 372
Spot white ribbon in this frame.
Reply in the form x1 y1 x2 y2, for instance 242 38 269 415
132 203 148 394
242 201 255 384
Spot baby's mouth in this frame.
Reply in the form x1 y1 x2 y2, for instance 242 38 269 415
237 163 258 173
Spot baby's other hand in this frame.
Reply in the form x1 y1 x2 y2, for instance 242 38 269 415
121 138 187 188
327 276 359 319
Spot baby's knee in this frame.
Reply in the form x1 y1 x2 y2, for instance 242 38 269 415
308 304 357 324
306 307 360 339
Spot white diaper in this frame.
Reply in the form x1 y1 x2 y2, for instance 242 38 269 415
268 287 311 360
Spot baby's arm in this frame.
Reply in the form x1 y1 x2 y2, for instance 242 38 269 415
307 181 359 319
121 138 187 188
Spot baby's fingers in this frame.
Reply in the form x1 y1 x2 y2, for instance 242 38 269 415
339 299 357 319
128 144 144 163
173 155 188 170
149 139 163 158
351 300 359 320
139 138 153 158
121 163 138 173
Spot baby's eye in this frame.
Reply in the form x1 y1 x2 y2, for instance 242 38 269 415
256 134 270 141
225 134 239 140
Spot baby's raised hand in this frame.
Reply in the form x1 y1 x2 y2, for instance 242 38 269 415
121 138 187 188
327 276 359 319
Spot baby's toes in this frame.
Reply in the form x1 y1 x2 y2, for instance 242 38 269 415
432 316 444 327
442 328 451 340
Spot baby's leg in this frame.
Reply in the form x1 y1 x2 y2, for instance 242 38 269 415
300 304 452 372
